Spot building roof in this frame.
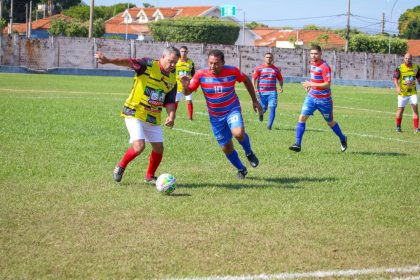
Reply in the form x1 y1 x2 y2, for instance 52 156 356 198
255 29 346 50
2 14 72 34
407 40 420 57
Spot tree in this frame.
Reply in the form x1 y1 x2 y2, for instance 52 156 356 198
149 17 240 45
246 21 267 29
349 34 407 54
49 17 105 37
398 5 420 39
142 3 154 8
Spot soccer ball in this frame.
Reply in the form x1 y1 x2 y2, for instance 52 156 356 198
156 173 177 194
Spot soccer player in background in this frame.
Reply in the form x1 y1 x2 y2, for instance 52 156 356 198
95 46 180 184
181 49 263 179
253 52 284 130
393 53 420 133
175 46 195 121
289 45 347 153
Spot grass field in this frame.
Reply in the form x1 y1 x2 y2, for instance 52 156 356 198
0 73 419 279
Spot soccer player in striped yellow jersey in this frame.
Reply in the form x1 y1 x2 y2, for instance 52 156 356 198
393 53 420 133
95 46 180 184
175 46 195 121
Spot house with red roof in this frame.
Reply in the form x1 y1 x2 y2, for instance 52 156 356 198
254 28 346 50
2 14 72 38
407 40 420 57
104 5 260 45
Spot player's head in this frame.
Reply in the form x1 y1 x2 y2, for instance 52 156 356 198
404 53 413 66
264 53 274 65
208 49 225 75
180 46 188 59
309 45 322 63
160 46 180 72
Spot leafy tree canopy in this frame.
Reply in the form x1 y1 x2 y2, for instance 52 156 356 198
398 5 420 39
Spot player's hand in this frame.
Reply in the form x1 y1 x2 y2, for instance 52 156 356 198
278 87 284 94
94 52 107 64
180 76 191 94
165 116 175 128
253 100 263 115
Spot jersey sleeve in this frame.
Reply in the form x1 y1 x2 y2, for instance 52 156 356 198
129 58 149 75
252 67 260 79
322 64 332 83
276 67 283 82
235 67 247 83
393 67 401 80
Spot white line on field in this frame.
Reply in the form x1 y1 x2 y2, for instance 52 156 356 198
171 265 420 280
336 105 395 115
0 88 126 95
172 127 210 137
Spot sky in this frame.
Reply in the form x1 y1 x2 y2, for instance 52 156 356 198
92 0 419 35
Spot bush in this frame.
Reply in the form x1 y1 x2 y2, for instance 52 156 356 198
349 34 407 54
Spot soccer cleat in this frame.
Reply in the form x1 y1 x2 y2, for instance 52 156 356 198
258 114 264 122
395 126 402 132
415 128 420 134
237 168 248 179
144 176 158 185
113 166 125 182
246 152 259 168
289 144 301 152
340 136 347 152
267 125 272 130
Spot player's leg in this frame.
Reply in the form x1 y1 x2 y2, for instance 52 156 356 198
267 93 278 130
210 114 247 178
258 93 268 122
113 118 146 182
289 95 313 152
175 92 183 112
409 95 419 133
321 99 347 152
144 123 164 184
396 96 407 132
229 110 259 168
186 94 193 121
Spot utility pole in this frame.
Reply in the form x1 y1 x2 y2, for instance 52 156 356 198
8 0 13 35
345 0 350 52
0 0 3 22
28 1 32 38
381 12 385 34
25 3 28 38
88 0 94 38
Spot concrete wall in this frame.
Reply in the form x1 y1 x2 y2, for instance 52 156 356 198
1 35 419 87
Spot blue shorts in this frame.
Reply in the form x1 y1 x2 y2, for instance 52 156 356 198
301 94 333 122
259 92 278 112
209 108 244 146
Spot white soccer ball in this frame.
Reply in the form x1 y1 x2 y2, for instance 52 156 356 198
156 173 177 194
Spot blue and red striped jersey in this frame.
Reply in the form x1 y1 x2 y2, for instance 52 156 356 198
189 65 246 116
252 64 283 93
309 60 332 98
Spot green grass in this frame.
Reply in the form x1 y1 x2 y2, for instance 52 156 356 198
0 73 419 279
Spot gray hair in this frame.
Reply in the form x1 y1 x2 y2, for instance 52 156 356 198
162 46 180 58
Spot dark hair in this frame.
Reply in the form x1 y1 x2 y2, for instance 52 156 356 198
310 45 322 52
208 49 225 63
180 46 188 51
264 52 273 57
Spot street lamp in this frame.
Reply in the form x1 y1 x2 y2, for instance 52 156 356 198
388 0 399 54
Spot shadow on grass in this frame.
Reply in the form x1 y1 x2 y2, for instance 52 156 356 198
178 176 336 190
350 151 408 156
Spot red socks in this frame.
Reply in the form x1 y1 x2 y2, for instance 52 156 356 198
118 147 139 168
188 103 193 120
414 117 419 129
146 150 163 179
396 117 402 127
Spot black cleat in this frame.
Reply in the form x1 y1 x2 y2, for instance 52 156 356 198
258 114 264 122
340 136 347 152
246 152 259 168
237 168 248 179
113 166 125 182
144 176 158 185
395 126 402 132
289 144 301 152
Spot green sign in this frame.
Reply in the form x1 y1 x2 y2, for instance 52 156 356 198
221 5 236 17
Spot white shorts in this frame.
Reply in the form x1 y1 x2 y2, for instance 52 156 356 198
176 91 192 102
125 118 163 143
398 94 418 108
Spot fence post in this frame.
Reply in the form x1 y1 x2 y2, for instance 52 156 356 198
93 37 97 68
302 49 307 77
364 52 368 80
0 32 2 65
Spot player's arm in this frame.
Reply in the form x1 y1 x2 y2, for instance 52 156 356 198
252 69 259 92
243 76 263 115
301 80 330 89
277 69 284 93
95 52 131 67
393 68 401 94
164 87 177 128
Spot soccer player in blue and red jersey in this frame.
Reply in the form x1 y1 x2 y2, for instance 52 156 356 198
181 49 263 179
289 45 347 152
253 53 284 130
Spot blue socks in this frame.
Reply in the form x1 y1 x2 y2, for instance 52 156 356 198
331 123 346 142
268 107 276 129
226 150 246 170
296 122 306 146
238 133 252 155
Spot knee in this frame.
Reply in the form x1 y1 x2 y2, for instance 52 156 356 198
132 142 145 154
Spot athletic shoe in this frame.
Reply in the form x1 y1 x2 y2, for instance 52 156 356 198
258 114 264 122
237 168 248 179
395 126 402 132
113 166 125 182
144 176 158 185
267 126 272 130
415 128 420 134
340 136 347 152
289 144 301 152
246 152 259 168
